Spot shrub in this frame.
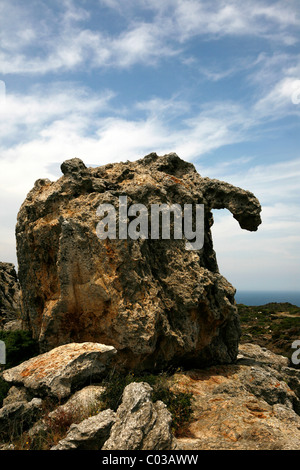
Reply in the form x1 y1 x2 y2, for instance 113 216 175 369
0 330 39 369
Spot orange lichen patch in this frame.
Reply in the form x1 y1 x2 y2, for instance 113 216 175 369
221 430 241 442
61 208 76 218
104 240 117 261
220 421 242 442
34 214 60 227
19 343 106 380
245 402 270 419
165 174 190 189
171 368 235 396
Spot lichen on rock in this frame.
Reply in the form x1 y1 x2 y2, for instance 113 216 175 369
16 152 261 370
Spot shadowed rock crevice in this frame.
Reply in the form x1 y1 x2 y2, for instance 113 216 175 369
0 263 21 329
16 153 261 370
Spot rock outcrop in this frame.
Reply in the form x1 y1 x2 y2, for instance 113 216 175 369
0 263 21 328
174 343 300 450
52 381 175 451
16 152 261 370
0 386 43 440
102 382 174 450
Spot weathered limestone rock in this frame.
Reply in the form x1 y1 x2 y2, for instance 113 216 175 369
102 382 174 450
0 395 42 440
51 408 116 450
16 152 262 370
3 342 116 399
0 262 21 328
2 385 33 406
47 385 106 422
26 384 107 447
174 343 300 450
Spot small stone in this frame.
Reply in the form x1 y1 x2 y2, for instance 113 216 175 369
60 158 87 175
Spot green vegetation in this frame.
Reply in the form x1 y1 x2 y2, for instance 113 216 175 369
0 330 39 406
238 302 300 362
0 330 39 369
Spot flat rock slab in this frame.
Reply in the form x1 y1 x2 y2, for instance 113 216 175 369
3 342 116 399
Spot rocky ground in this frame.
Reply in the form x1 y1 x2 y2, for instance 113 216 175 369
174 342 300 450
1 302 300 451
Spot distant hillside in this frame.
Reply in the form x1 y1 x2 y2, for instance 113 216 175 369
238 302 300 363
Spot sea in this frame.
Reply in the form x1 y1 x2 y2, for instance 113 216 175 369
235 290 300 307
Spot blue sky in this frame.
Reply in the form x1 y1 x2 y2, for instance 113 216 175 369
0 0 299 292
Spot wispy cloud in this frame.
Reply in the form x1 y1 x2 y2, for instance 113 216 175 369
1 0 299 75
100 0 300 43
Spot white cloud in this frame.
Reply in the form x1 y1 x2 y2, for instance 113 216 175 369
100 0 300 43
1 0 299 75
211 203 300 290
1 83 298 206
0 84 260 263
254 77 300 118
0 84 115 143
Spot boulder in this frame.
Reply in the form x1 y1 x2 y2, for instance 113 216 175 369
0 395 42 440
102 382 174 450
50 408 116 450
47 385 106 423
16 152 261 370
27 384 107 445
3 342 116 399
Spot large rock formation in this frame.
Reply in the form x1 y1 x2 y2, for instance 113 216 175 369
16 153 261 370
